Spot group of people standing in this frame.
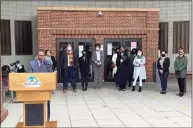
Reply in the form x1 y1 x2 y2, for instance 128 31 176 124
27 45 188 121
112 47 188 97
112 47 147 92
60 43 104 92
29 45 188 97
157 48 188 97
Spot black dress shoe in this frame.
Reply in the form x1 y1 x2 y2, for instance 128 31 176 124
179 92 184 97
132 86 135 91
177 92 181 96
138 87 142 92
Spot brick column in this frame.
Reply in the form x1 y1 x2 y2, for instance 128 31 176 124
0 0 8 122
146 11 159 81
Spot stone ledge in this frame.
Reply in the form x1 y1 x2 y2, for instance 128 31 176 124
1 108 8 124
37 7 160 12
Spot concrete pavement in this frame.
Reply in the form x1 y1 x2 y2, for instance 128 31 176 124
1 79 192 127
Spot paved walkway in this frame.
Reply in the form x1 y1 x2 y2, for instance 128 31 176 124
1 79 192 127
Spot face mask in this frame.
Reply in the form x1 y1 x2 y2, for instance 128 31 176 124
83 52 86 56
137 53 142 56
96 47 99 51
67 46 72 51
161 54 166 57
179 52 183 55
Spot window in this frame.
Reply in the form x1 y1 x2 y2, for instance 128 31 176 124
15 21 32 55
159 22 168 51
173 21 190 53
1 19 11 55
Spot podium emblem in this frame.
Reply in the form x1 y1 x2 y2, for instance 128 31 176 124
24 76 42 87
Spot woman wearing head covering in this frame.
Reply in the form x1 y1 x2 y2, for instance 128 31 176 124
116 55 131 91
132 49 147 92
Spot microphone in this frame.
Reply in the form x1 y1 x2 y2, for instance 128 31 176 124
16 60 20 64
10 62 15 67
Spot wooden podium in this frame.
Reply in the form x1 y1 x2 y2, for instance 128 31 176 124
9 73 57 127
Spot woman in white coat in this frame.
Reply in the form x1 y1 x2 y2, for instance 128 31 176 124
132 50 147 92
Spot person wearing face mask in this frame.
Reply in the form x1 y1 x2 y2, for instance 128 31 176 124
174 48 188 97
132 49 146 92
116 55 131 91
92 44 104 89
157 50 170 94
60 43 77 93
79 50 90 91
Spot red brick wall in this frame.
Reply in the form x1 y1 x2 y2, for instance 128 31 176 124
37 8 159 81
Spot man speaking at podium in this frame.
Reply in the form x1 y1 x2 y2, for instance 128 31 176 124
28 49 53 121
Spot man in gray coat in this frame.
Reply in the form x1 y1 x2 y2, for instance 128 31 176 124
92 44 104 89
28 49 52 121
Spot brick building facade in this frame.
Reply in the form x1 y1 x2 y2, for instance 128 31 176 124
37 7 159 81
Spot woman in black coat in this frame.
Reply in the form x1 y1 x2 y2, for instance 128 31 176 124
157 50 170 94
116 55 132 91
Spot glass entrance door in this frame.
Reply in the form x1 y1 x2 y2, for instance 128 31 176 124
104 38 142 82
56 38 95 83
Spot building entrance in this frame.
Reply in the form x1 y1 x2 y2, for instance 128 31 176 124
104 38 142 82
56 38 95 83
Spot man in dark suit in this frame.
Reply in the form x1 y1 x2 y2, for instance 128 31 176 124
79 50 90 91
28 49 52 121
92 44 104 89
60 43 77 93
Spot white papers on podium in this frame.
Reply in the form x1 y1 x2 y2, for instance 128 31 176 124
107 43 112 55
131 42 137 50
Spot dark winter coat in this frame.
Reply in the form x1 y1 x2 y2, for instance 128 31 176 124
115 56 132 85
